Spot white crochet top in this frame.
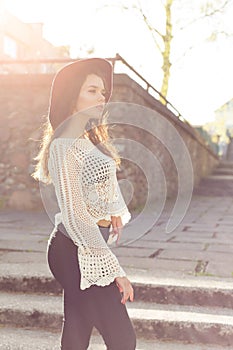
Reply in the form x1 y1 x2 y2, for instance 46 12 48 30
48 137 131 290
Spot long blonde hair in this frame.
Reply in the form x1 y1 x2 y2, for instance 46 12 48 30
32 112 121 183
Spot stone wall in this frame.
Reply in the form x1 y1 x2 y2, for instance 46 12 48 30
0 74 52 210
0 73 219 211
111 75 219 208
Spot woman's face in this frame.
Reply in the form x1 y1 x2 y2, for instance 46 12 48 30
75 74 106 115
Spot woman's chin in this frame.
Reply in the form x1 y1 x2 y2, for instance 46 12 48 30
80 106 102 119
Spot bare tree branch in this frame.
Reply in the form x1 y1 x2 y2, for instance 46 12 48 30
136 5 164 53
96 2 128 13
172 44 198 64
99 0 165 54
202 0 232 16
137 7 163 39
98 0 232 99
178 0 232 31
206 29 233 41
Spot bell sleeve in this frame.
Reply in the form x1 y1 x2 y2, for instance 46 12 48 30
48 139 126 290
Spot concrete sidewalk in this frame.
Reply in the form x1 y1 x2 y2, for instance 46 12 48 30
1 190 233 349
0 194 233 285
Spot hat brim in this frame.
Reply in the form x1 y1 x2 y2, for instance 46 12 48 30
51 58 112 102
48 58 113 129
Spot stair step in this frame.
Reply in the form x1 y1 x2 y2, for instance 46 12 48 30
194 174 233 196
2 272 233 308
194 161 233 196
219 161 233 169
213 168 233 175
133 277 233 308
205 174 233 181
1 292 233 345
0 327 227 350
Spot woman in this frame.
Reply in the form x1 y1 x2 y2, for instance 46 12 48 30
32 58 136 350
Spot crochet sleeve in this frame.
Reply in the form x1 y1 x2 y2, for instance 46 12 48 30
48 140 126 290
108 172 131 225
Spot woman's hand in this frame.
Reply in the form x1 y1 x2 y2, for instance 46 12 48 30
115 276 134 304
110 215 123 245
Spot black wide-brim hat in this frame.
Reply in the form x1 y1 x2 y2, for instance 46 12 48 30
48 57 113 130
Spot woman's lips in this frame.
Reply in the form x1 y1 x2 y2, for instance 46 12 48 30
96 105 104 111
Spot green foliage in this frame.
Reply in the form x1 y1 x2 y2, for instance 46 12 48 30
0 196 7 210
195 126 219 154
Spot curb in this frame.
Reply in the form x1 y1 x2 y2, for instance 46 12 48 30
1 275 233 308
1 301 233 346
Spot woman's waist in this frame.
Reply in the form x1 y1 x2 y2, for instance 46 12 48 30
97 219 111 227
56 221 110 243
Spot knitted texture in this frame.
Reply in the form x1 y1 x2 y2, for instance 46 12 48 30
48 137 131 290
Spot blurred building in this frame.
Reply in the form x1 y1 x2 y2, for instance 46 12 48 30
215 98 233 132
213 98 233 158
0 3 70 73
195 125 219 155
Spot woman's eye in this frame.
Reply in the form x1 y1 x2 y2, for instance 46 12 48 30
88 89 96 93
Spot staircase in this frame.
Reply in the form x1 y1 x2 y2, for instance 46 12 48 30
1 272 233 349
194 161 233 196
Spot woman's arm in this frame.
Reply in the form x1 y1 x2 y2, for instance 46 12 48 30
115 276 134 304
110 215 123 245
48 140 126 290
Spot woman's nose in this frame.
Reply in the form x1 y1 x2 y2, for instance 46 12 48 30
98 92 105 102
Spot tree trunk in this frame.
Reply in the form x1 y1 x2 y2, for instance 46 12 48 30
160 0 173 103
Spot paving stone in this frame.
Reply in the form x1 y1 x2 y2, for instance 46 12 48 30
171 236 233 244
174 231 215 238
185 228 217 234
129 241 204 251
113 246 156 257
207 244 233 253
0 230 46 239
214 234 233 242
213 225 233 235
158 250 203 261
202 252 233 262
218 218 233 223
206 262 233 278
0 251 47 264
0 239 47 251
118 256 197 274
185 223 219 229
117 256 163 269
134 231 175 241
0 263 51 277
159 250 233 263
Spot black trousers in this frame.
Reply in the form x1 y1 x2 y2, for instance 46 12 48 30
47 227 136 350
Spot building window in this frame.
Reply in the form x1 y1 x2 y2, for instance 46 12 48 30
3 35 17 58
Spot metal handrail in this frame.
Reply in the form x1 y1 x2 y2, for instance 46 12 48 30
0 53 187 123
114 54 182 118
